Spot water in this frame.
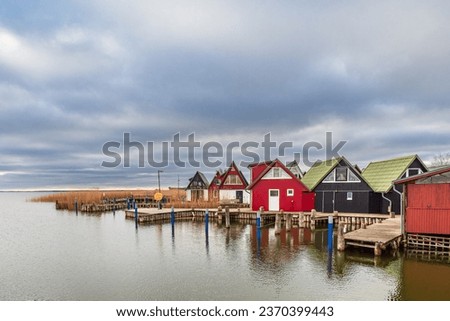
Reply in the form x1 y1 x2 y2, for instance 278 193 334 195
1 192 449 301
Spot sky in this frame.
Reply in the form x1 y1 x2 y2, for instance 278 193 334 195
1 0 450 190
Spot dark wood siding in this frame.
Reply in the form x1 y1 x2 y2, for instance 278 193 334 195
382 189 401 214
313 160 373 213
381 159 427 214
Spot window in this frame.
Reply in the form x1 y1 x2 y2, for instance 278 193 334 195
287 189 294 196
347 192 353 200
336 167 348 181
273 168 281 178
225 175 240 185
324 167 361 183
270 190 279 197
407 168 422 177
324 171 335 182
348 170 360 182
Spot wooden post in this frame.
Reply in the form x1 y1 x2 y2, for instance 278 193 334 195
225 206 230 229
310 209 316 231
218 206 223 224
286 213 292 232
299 212 305 228
75 199 78 215
275 211 282 235
374 242 383 256
390 211 395 218
259 206 264 225
337 222 346 251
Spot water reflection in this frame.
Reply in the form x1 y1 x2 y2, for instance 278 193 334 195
327 250 333 278
2 193 450 301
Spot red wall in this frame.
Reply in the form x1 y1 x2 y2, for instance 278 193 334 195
250 163 270 182
406 184 450 235
251 179 314 212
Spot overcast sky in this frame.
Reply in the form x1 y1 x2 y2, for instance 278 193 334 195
1 0 450 190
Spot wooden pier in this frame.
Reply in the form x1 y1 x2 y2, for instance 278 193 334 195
125 207 342 226
125 207 403 256
340 217 402 256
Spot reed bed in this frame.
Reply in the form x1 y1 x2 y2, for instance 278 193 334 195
33 189 186 211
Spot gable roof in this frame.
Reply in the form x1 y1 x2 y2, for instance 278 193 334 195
394 165 450 185
301 158 341 190
218 161 249 188
286 160 304 177
362 155 426 193
247 159 309 190
301 156 369 190
186 171 209 189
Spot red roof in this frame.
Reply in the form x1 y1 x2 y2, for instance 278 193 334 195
247 159 310 191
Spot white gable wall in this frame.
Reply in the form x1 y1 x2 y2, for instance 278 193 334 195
219 190 250 204
261 167 291 179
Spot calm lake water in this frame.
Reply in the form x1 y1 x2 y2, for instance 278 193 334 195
1 192 449 301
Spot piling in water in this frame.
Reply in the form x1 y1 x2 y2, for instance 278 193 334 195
286 213 292 232
337 223 346 251
134 206 138 226
374 242 383 256
299 212 305 228
225 206 230 229
275 211 282 235
327 215 334 251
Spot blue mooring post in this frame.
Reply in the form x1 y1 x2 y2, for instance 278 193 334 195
205 209 209 232
171 206 175 226
328 216 334 251
256 211 261 256
134 205 138 226
127 198 130 210
75 200 78 215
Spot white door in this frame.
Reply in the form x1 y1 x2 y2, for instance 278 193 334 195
268 189 280 211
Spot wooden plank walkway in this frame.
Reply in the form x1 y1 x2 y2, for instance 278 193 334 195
342 217 402 255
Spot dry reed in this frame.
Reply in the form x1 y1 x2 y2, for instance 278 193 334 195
33 189 186 211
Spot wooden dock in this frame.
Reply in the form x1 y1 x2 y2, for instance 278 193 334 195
340 217 402 255
126 207 392 230
126 207 402 256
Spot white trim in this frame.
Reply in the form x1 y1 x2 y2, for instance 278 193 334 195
268 189 280 211
261 167 291 180
323 167 361 183
404 168 423 178
347 192 353 200
287 189 294 196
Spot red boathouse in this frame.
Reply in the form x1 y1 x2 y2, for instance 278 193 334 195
395 166 450 236
247 159 314 212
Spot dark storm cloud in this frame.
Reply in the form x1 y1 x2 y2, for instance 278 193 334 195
1 0 450 189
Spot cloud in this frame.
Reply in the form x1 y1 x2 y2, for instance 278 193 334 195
1 0 450 189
